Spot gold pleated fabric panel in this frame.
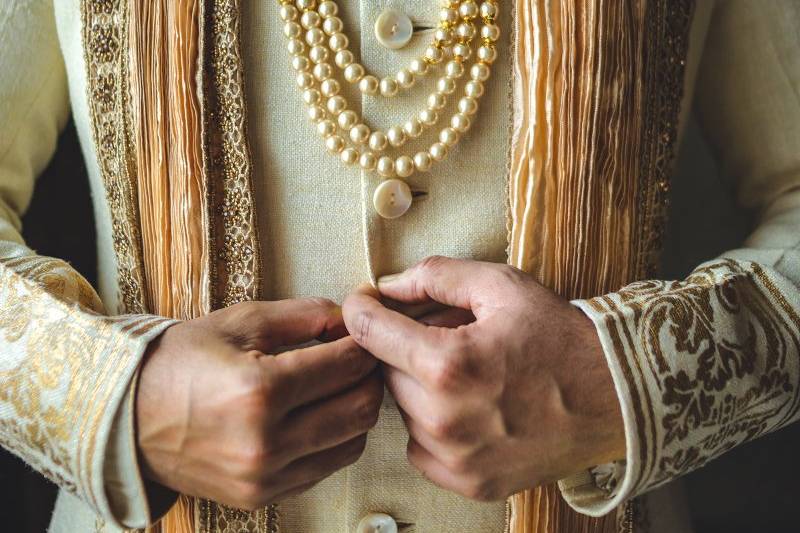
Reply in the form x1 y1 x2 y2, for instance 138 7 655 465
130 0 210 323
129 0 207 531
507 0 648 532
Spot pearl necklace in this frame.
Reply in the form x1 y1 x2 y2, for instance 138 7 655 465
278 0 500 214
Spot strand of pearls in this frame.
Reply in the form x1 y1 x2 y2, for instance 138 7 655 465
279 0 500 180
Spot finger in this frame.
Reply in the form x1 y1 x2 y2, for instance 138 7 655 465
269 479 320 503
418 307 475 328
219 298 346 352
274 433 367 491
384 366 429 423
377 256 503 312
342 290 444 376
278 371 383 461
407 438 466 495
271 336 378 408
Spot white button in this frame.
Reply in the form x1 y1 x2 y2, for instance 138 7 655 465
374 9 413 50
356 513 398 533
373 179 413 219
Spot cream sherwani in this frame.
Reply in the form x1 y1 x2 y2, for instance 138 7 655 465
0 1 797 532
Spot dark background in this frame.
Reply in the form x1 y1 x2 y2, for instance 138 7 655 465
0 118 797 531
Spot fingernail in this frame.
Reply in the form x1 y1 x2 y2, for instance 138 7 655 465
377 273 401 285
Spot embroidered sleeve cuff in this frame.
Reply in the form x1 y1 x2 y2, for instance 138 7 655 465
558 259 800 517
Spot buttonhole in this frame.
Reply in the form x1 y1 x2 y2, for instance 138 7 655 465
411 189 428 199
412 23 436 32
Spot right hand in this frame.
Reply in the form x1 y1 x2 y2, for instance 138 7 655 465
136 298 383 511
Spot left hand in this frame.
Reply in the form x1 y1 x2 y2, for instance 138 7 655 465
342 256 625 501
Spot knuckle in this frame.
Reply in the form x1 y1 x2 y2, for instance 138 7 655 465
424 413 459 441
417 255 448 276
236 481 268 511
442 449 477 475
341 342 374 379
463 479 500 502
351 311 375 345
427 353 467 391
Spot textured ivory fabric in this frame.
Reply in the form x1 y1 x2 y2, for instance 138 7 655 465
0 1 788 533
245 1 510 531
560 0 800 518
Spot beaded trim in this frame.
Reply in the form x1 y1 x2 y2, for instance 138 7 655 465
206 0 264 309
633 0 696 280
81 0 148 315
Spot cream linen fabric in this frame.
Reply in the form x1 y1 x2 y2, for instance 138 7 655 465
561 0 800 518
246 1 510 530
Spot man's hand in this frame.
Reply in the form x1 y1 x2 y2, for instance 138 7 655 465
342 257 625 501
136 299 383 511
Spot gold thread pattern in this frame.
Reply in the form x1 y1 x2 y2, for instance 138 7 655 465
81 0 149 315
0 253 174 520
581 259 800 504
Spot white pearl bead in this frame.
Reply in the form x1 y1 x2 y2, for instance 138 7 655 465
309 45 329 63
335 50 354 68
424 46 444 64
481 24 500 42
296 0 315 10
329 33 349 51
387 126 406 147
377 156 396 177
429 142 448 161
403 118 423 138
396 156 414 178
456 22 476 40
396 69 415 88
291 56 310 71
458 96 478 115
307 105 326 122
287 38 305 55
380 78 399 97
344 63 365 83
419 108 438 126
451 113 471 132
477 45 497 63
452 43 472 60
337 110 358 130
317 119 336 137
341 147 359 165
445 60 464 79
359 75 379 95
465 80 484 98
325 134 345 153
434 28 452 45
360 151 377 170
409 58 429 76
300 10 321 28
283 22 301 39
279 5 298 21
439 8 458 24
326 95 347 114
318 0 338 17
296 71 314 89
439 127 460 146
313 62 333 80
470 63 491 81
436 77 456 95
480 1 498 19
427 93 447 110
369 131 388 151
322 16 343 35
302 88 321 105
459 0 479 19
350 124 371 144
320 78 340 96
413 151 432 172
306 28 325 46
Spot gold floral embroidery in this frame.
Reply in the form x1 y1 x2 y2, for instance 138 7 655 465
0 255 173 513
81 0 148 315
588 259 800 498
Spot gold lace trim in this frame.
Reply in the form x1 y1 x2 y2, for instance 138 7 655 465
81 0 148 315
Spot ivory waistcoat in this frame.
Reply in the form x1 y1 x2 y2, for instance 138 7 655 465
246 1 510 530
